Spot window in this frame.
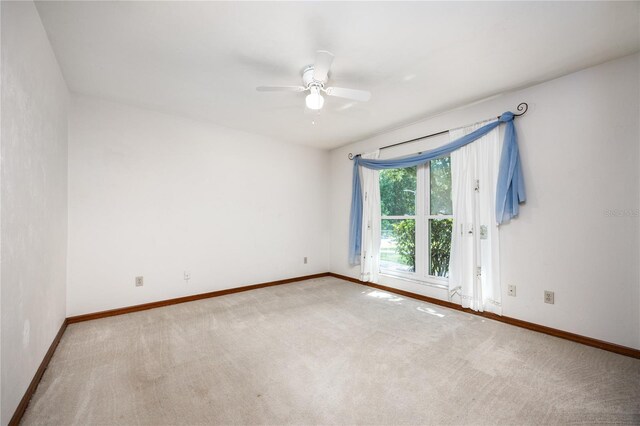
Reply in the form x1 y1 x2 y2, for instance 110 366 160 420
379 157 453 284
380 167 417 273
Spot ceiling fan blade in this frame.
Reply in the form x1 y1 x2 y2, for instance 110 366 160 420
256 86 306 92
325 87 371 102
312 50 334 82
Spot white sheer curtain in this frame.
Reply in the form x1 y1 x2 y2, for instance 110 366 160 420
360 150 381 282
448 122 502 315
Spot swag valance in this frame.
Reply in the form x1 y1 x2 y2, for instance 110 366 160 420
348 110 526 265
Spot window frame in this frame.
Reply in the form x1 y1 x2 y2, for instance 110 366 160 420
379 159 452 287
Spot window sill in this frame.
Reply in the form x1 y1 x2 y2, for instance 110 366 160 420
378 272 448 290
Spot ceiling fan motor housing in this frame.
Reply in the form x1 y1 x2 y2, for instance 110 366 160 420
302 65 327 88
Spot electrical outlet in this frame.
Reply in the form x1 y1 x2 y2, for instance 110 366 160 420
508 285 516 297
184 271 191 281
135 276 144 287
304 257 308 264
544 290 555 304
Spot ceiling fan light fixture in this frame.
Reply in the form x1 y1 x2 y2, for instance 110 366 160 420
305 87 324 110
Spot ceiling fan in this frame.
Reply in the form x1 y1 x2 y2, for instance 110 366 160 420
256 50 371 111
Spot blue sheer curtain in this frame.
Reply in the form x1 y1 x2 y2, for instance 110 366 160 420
348 112 526 265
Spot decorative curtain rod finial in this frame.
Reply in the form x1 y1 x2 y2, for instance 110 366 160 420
514 102 528 116
348 153 354 160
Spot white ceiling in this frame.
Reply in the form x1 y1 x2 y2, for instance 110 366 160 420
35 1 639 149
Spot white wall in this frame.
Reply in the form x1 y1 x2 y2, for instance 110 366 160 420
67 95 329 316
329 54 640 349
0 2 69 424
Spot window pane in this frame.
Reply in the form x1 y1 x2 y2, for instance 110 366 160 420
430 157 452 215
380 219 415 273
380 167 417 216
429 218 453 277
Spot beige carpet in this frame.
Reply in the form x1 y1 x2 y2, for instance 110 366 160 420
21 277 640 425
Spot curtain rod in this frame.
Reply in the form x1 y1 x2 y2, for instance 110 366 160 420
347 102 528 160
